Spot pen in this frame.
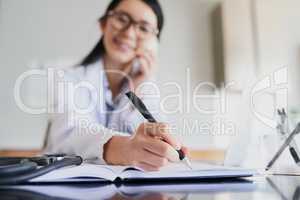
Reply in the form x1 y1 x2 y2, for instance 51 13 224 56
277 109 300 164
126 91 193 170
265 122 300 171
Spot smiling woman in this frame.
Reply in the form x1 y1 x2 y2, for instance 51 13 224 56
81 0 163 66
44 0 189 172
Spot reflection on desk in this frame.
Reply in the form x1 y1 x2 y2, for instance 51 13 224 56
267 176 300 200
2 176 300 200
0 179 254 200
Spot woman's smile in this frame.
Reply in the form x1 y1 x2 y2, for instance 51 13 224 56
113 37 135 54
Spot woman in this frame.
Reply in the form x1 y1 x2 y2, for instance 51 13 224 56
45 0 188 171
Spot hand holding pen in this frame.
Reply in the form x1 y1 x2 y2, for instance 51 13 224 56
126 91 193 170
104 121 187 171
103 91 192 171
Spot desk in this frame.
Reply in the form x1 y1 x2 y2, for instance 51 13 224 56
0 149 226 163
0 175 298 200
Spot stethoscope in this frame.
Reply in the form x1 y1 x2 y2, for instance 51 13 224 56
0 154 82 185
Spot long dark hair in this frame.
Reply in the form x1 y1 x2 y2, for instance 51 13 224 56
80 0 164 67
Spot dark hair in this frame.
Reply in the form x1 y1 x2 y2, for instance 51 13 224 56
80 0 164 67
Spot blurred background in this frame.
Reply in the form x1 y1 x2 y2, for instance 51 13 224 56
1 0 300 167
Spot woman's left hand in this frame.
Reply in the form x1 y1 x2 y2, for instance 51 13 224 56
123 36 159 91
124 49 157 91
134 48 156 86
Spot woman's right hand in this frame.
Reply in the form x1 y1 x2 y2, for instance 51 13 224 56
103 122 183 171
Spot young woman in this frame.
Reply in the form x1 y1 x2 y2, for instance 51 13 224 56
45 0 188 171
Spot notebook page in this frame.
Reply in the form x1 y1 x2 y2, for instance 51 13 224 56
30 163 129 182
160 162 239 172
120 162 256 180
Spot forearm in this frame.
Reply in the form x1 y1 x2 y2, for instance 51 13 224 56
46 112 131 163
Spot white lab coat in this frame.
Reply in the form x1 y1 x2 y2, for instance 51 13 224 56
44 59 162 163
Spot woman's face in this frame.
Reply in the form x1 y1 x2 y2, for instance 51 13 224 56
101 0 158 66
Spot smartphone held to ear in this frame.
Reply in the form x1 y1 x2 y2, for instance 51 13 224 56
131 58 142 75
130 37 159 76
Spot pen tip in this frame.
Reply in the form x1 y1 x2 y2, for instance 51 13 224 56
265 167 269 171
183 158 193 170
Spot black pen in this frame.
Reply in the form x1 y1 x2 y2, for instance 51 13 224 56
126 91 193 170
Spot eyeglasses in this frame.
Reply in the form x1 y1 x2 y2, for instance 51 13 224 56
103 11 159 40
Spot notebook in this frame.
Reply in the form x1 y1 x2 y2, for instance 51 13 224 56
30 162 256 183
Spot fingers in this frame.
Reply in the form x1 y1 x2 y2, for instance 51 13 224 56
135 50 156 76
125 55 152 91
141 122 181 150
123 61 135 75
136 162 159 171
124 48 156 91
142 136 179 162
180 146 189 157
134 149 169 171
142 149 169 167
136 48 156 64
133 122 185 170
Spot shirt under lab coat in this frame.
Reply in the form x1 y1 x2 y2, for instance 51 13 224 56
44 59 162 163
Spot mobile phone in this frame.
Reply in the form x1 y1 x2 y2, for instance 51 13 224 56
131 58 141 75
130 37 158 76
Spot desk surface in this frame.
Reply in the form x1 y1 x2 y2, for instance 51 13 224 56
0 149 226 162
0 175 298 200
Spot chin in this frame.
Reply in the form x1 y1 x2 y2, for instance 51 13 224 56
111 51 134 65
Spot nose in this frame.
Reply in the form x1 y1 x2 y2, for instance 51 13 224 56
121 24 137 40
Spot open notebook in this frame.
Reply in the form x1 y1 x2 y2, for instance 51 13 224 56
30 162 256 183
